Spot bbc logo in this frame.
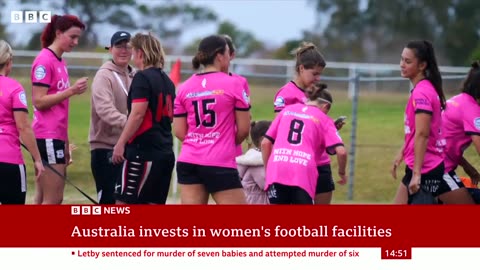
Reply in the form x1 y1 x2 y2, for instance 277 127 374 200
11 11 51 24
71 206 102 215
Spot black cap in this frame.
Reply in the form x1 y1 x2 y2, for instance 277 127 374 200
105 31 131 50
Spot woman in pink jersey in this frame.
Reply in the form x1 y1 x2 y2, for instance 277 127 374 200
223 34 252 156
0 40 44 204
308 83 348 204
31 15 88 204
441 61 480 203
391 40 473 204
173 35 251 204
261 87 336 204
273 42 326 113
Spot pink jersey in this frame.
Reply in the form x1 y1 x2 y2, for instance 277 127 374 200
31 48 70 141
174 72 250 168
403 80 444 173
442 93 480 172
316 117 344 166
273 81 307 112
264 103 330 199
230 73 251 156
0 76 29 164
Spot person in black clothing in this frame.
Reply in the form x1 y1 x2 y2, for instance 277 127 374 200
112 32 176 204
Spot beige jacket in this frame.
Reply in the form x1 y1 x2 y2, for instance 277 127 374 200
236 149 269 204
89 60 135 150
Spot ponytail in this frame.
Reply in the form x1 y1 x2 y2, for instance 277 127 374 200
406 40 446 110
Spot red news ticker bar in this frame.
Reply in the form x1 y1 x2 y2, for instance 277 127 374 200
0 205 477 248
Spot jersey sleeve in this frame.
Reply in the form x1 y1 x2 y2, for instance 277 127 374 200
11 83 28 112
412 86 433 114
273 89 286 112
323 119 344 155
31 58 53 88
233 79 250 111
241 76 251 109
265 111 282 143
129 72 151 103
464 104 480 136
173 87 186 117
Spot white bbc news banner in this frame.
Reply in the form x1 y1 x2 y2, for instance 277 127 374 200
0 248 477 269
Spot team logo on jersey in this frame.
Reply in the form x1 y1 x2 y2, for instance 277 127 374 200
18 91 27 106
34 65 46 80
474 117 480 131
201 78 207 88
242 89 250 104
56 149 64 159
274 96 285 107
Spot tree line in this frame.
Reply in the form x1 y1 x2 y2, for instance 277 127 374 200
1 0 479 65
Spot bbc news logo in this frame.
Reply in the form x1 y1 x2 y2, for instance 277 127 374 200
71 206 102 215
71 206 131 215
11 11 51 24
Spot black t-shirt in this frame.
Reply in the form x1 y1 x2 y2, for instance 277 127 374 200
127 67 175 154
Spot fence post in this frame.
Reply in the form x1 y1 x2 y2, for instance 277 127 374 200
348 65 357 99
347 74 360 201
171 138 179 203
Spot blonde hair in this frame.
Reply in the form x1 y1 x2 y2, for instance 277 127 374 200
292 41 326 73
130 32 165 68
0 40 13 69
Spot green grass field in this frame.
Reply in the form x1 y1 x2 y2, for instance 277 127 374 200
14 77 479 204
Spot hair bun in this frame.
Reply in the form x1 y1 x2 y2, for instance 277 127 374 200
250 121 256 128
471 60 480 69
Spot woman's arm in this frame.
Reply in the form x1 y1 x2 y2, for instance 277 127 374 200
409 112 431 193
334 145 348 184
260 138 273 170
391 143 406 179
112 102 148 164
235 110 251 145
32 77 88 110
173 117 188 142
459 156 480 185
14 111 44 178
413 113 431 176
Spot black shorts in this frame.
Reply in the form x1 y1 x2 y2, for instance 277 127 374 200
176 162 242 193
267 183 313 204
442 170 466 193
115 150 175 204
0 162 27 204
36 138 66 164
316 164 335 194
402 162 459 200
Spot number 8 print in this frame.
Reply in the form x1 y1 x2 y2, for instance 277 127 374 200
287 119 304 145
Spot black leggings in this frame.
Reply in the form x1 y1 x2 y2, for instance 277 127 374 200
91 149 123 204
267 183 313 204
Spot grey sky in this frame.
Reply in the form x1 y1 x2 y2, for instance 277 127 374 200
181 0 316 45
2 0 316 47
